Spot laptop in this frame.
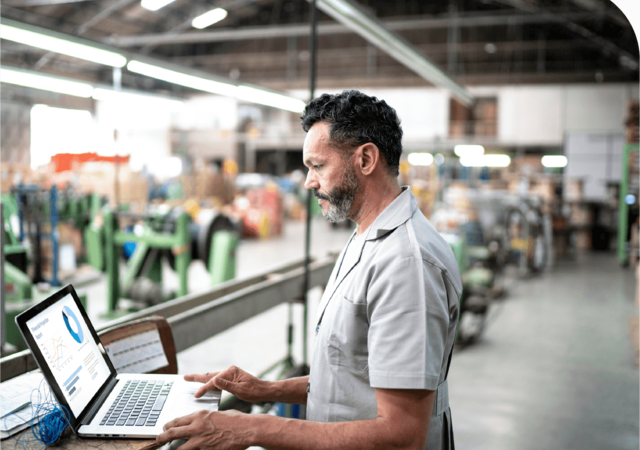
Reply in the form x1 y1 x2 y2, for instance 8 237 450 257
15 284 221 438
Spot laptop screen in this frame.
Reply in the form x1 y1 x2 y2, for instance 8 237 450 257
25 292 112 417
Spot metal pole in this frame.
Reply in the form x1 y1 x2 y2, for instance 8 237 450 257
301 0 318 368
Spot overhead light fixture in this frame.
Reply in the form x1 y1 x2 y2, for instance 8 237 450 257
316 0 473 105
192 8 228 29
128 60 305 112
1 67 93 97
454 144 484 158
92 88 184 111
141 0 177 11
0 20 126 67
407 152 434 166
541 155 568 168
236 86 305 113
127 60 238 97
460 154 511 167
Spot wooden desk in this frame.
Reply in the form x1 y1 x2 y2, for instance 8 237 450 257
3 427 161 450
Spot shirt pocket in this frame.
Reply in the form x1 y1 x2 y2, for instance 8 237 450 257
327 294 369 373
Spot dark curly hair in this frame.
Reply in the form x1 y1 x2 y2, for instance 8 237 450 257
300 90 403 177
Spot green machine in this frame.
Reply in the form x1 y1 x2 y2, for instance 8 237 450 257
86 208 240 318
444 231 496 345
617 143 639 266
2 196 87 351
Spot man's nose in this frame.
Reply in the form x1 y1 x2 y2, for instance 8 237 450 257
304 170 317 190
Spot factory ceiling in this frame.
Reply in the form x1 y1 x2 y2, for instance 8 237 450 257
1 0 638 98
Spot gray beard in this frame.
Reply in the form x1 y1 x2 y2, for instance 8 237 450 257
315 167 358 223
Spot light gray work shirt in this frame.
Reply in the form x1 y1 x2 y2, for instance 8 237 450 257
307 187 462 450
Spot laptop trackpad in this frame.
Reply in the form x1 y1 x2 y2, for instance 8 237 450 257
165 380 221 420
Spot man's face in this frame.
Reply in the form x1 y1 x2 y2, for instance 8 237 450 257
303 122 359 223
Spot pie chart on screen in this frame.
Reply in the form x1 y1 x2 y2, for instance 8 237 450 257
62 306 84 344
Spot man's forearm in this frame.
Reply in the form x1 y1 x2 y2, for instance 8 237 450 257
265 376 309 404
239 413 424 450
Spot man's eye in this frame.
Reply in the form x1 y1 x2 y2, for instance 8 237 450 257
314 165 323 171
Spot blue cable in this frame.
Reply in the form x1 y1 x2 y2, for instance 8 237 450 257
4 379 70 449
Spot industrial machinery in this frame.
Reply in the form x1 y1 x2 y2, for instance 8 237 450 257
443 231 497 345
10 184 100 286
86 207 239 317
503 199 550 275
0 185 100 349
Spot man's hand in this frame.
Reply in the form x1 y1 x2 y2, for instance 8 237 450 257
185 365 269 403
155 410 252 450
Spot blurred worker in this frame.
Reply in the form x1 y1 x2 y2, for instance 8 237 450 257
156 90 462 450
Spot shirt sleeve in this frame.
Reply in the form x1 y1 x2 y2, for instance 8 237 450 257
367 256 451 390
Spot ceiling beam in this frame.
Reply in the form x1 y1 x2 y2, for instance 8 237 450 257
2 0 91 6
104 11 599 47
491 0 637 68
314 0 473 105
167 40 593 66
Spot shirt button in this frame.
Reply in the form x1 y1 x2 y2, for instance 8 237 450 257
315 325 320 336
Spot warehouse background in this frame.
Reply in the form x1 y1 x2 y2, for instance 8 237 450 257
0 0 638 449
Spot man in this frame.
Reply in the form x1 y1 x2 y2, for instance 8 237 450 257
156 90 461 450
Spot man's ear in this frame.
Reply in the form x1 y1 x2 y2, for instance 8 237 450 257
357 143 380 176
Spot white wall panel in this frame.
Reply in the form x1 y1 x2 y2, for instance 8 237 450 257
174 95 238 131
497 86 564 145
564 85 629 132
564 132 625 200
363 88 449 145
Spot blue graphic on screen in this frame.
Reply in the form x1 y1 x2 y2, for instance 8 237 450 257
62 306 84 344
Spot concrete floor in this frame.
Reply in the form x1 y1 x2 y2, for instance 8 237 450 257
449 253 639 450
79 222 639 449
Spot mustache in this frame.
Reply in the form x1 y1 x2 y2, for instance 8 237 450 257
312 189 331 202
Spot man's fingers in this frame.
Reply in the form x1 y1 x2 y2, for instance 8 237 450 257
172 437 203 450
155 425 192 445
211 375 230 390
194 379 218 398
184 372 219 383
162 412 200 432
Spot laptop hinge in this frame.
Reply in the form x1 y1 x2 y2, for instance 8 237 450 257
81 378 119 426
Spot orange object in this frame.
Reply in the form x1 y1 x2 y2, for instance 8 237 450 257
51 153 130 173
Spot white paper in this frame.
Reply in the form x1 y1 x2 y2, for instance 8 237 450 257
0 372 45 419
1 406 47 434
104 329 169 374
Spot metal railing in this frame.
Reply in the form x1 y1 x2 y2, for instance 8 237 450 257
0 255 337 382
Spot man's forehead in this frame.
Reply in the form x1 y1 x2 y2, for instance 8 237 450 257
303 122 333 159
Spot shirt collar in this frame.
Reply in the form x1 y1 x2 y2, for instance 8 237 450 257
364 186 417 241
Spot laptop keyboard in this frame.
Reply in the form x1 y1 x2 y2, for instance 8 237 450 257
100 380 173 427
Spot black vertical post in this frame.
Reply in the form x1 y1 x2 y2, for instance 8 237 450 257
301 0 318 368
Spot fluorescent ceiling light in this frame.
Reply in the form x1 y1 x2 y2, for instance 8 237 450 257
454 144 484 158
92 88 184 111
127 60 237 96
541 155 568 168
0 22 126 67
236 86 305 113
192 8 228 29
127 61 304 112
141 0 176 11
316 0 473 105
407 152 433 166
460 154 511 167
1 68 93 97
